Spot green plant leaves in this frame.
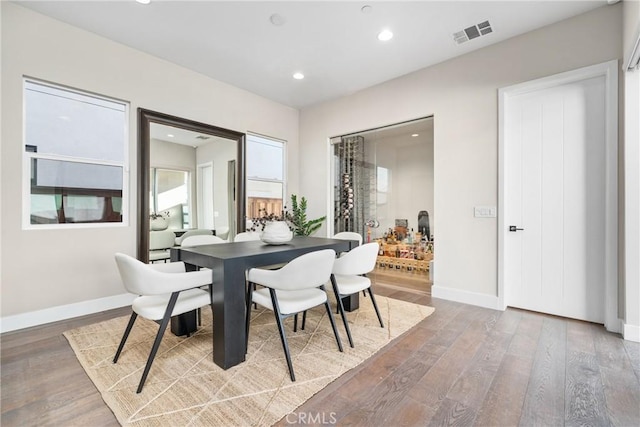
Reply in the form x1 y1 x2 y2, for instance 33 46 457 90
289 194 326 236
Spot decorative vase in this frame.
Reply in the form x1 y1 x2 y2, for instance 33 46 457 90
260 221 293 245
150 217 168 231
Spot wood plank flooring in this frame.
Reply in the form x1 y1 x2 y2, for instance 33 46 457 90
2 286 639 426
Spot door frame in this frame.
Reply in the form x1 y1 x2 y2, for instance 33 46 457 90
197 161 214 229
498 60 619 332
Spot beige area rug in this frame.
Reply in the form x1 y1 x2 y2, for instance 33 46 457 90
65 296 434 426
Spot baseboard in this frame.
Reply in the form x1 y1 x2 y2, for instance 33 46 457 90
0 293 135 334
431 285 502 311
623 322 640 342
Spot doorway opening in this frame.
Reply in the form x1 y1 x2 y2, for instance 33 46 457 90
331 117 434 294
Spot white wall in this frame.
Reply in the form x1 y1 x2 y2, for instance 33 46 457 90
0 3 298 323
299 5 623 302
623 0 640 341
367 135 434 238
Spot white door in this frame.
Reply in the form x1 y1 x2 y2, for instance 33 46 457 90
504 75 607 323
197 162 214 229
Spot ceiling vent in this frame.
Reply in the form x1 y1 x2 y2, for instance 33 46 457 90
453 20 492 45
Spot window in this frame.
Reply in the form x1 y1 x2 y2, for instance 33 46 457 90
246 134 285 218
23 80 128 227
150 168 190 229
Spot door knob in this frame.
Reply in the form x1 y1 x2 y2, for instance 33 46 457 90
509 225 524 232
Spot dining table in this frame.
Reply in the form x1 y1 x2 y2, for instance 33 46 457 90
170 236 359 370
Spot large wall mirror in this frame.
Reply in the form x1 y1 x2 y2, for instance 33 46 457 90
137 109 246 262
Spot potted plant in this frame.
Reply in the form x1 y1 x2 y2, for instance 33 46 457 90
287 194 326 236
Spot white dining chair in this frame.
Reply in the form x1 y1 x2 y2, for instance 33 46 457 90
329 242 383 348
332 231 365 298
113 253 212 393
180 234 226 311
181 234 227 247
333 231 363 246
233 231 262 242
174 229 213 246
149 229 176 263
244 249 342 381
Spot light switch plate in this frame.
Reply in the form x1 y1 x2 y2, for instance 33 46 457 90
474 206 497 218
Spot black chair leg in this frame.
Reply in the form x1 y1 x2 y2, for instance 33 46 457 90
293 313 298 332
330 275 354 347
301 311 307 330
269 289 296 381
245 281 254 355
113 312 138 363
367 287 384 328
252 282 257 309
137 292 179 394
323 299 344 353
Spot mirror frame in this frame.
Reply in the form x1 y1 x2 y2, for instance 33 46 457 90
137 108 246 262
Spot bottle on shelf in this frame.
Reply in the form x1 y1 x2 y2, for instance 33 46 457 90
407 228 414 244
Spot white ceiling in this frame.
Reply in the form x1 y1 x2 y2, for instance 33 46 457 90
16 0 608 109
150 123 232 147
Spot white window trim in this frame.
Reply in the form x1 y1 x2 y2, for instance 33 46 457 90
22 78 129 230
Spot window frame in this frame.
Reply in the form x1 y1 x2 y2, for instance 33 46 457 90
22 78 130 230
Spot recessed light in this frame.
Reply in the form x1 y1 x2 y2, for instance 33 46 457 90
135 0 151 4
293 72 305 80
270 13 286 26
167 134 174 138
378 29 393 41
411 133 419 137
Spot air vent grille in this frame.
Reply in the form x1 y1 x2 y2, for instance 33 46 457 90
453 20 493 44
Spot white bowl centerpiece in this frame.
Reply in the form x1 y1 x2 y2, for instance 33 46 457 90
149 211 170 231
249 210 293 245
260 220 293 245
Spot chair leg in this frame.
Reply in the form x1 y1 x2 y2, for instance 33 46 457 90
136 292 179 394
208 284 214 326
269 288 296 382
113 312 138 363
322 297 344 353
367 287 384 328
293 313 298 332
301 311 307 330
245 281 254 355
252 282 257 310
330 275 354 348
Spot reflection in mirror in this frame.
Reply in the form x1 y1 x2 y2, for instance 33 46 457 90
150 124 237 235
246 134 286 220
138 109 245 263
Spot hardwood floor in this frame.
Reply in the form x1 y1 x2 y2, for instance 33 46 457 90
2 286 639 426
369 268 432 295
